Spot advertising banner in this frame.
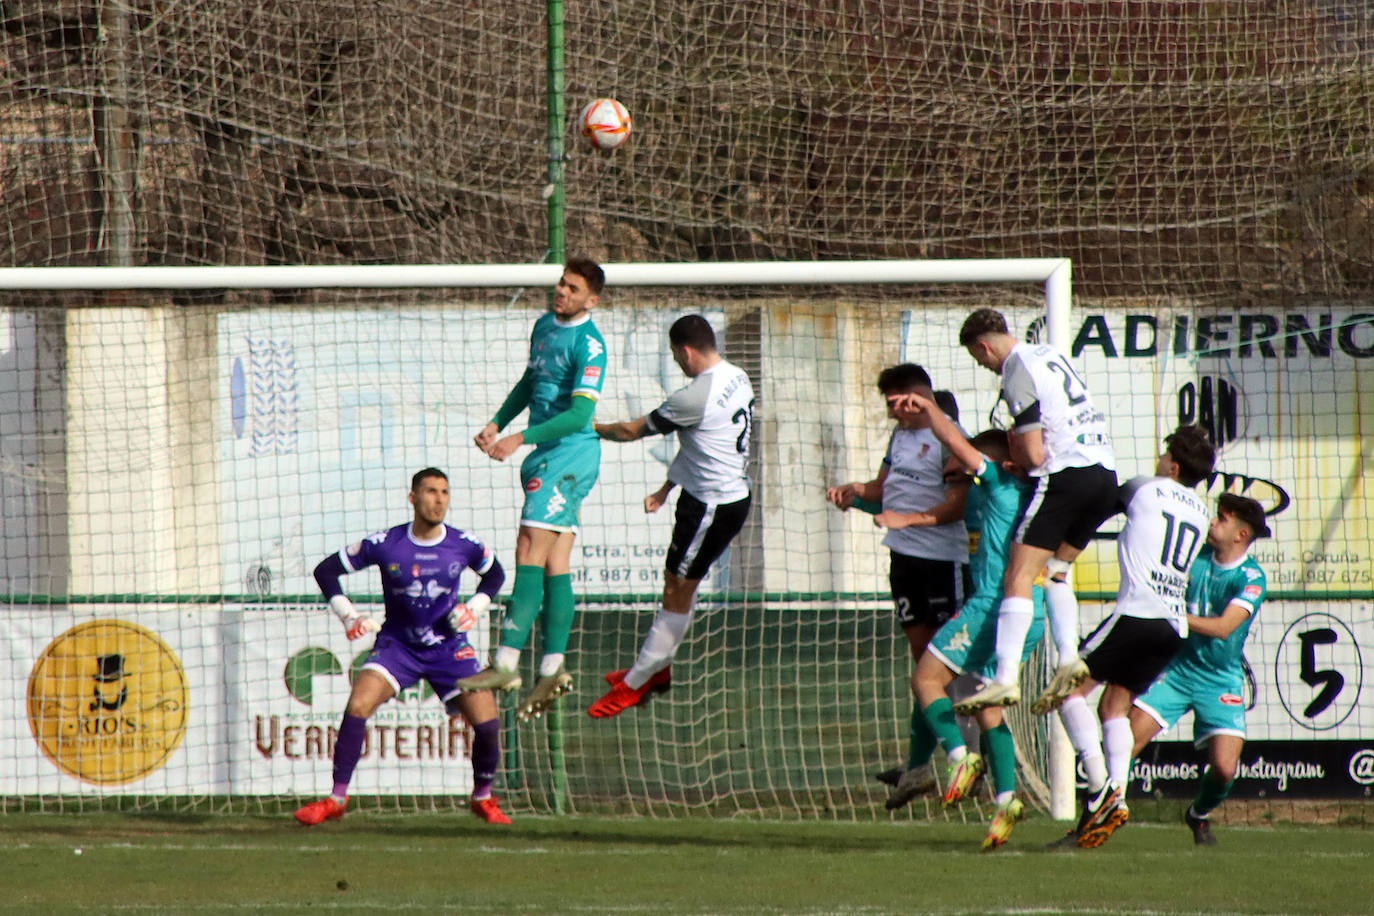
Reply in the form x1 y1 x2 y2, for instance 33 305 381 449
1 606 487 795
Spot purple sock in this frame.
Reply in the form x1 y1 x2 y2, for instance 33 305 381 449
331 713 367 797
470 718 501 800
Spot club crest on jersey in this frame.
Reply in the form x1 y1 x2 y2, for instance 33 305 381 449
412 564 421 577
525 477 542 493
1219 693 1244 706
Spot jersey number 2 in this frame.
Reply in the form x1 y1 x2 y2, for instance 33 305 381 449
1047 357 1088 406
732 399 756 454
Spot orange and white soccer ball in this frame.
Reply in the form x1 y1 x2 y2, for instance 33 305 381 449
579 98 631 151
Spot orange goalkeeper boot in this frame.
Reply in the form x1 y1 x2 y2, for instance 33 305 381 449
470 796 512 825
294 796 347 826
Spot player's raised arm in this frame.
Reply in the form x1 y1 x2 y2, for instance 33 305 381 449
596 415 652 441
312 550 380 640
890 392 984 475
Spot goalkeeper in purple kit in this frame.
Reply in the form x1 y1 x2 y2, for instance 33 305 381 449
294 467 511 827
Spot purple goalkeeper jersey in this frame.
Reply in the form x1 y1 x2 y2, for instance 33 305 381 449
330 523 496 648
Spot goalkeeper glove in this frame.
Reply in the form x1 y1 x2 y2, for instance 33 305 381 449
329 595 380 640
449 592 491 633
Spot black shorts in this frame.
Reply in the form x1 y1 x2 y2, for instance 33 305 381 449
666 491 752 580
1081 614 1184 695
1016 464 1119 551
888 552 971 630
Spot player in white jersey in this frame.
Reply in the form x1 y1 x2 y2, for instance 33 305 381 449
955 308 1119 715
1052 424 1215 850
827 364 970 793
586 315 756 717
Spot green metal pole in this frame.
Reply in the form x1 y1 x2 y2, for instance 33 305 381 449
545 0 571 817
546 0 567 268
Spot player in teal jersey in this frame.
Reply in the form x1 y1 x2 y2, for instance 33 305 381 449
460 258 609 720
1129 492 1270 846
882 391 1045 851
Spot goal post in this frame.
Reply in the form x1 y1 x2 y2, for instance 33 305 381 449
0 258 1076 818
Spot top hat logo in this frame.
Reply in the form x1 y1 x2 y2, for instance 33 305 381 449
90 653 128 712
28 620 189 785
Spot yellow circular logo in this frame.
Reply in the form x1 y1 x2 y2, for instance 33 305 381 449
27 620 189 785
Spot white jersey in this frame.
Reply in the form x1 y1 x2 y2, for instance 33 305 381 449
880 425 969 563
1000 342 1115 476
645 360 755 503
1113 475 1211 633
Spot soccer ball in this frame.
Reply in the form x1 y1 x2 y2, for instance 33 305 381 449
579 98 631 151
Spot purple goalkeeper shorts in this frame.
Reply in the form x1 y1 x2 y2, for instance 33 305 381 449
361 632 483 705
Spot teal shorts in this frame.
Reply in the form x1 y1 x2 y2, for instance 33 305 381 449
520 440 601 532
927 587 1046 680
1133 666 1247 747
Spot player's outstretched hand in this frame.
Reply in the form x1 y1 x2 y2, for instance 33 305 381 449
486 433 523 461
329 595 380 640
473 422 499 453
343 614 381 640
826 483 857 510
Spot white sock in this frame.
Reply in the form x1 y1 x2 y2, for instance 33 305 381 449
1058 695 1107 790
995 790 1015 806
993 597 1035 684
494 646 521 671
539 653 565 677
1045 578 1081 663
1101 716 1134 788
947 744 968 763
625 609 693 690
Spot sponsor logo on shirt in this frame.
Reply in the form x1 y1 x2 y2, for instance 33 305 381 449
525 477 542 493
1243 584 1263 600
449 561 462 577
1220 693 1244 706
454 645 477 661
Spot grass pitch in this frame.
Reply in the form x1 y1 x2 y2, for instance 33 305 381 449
2 810 1370 915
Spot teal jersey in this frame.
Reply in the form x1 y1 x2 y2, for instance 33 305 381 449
1171 546 1266 679
963 456 1033 610
527 311 608 448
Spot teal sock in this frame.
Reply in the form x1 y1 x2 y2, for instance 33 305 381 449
922 697 965 757
540 573 575 656
907 701 937 769
1192 769 1235 817
983 723 1017 796
498 565 545 651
